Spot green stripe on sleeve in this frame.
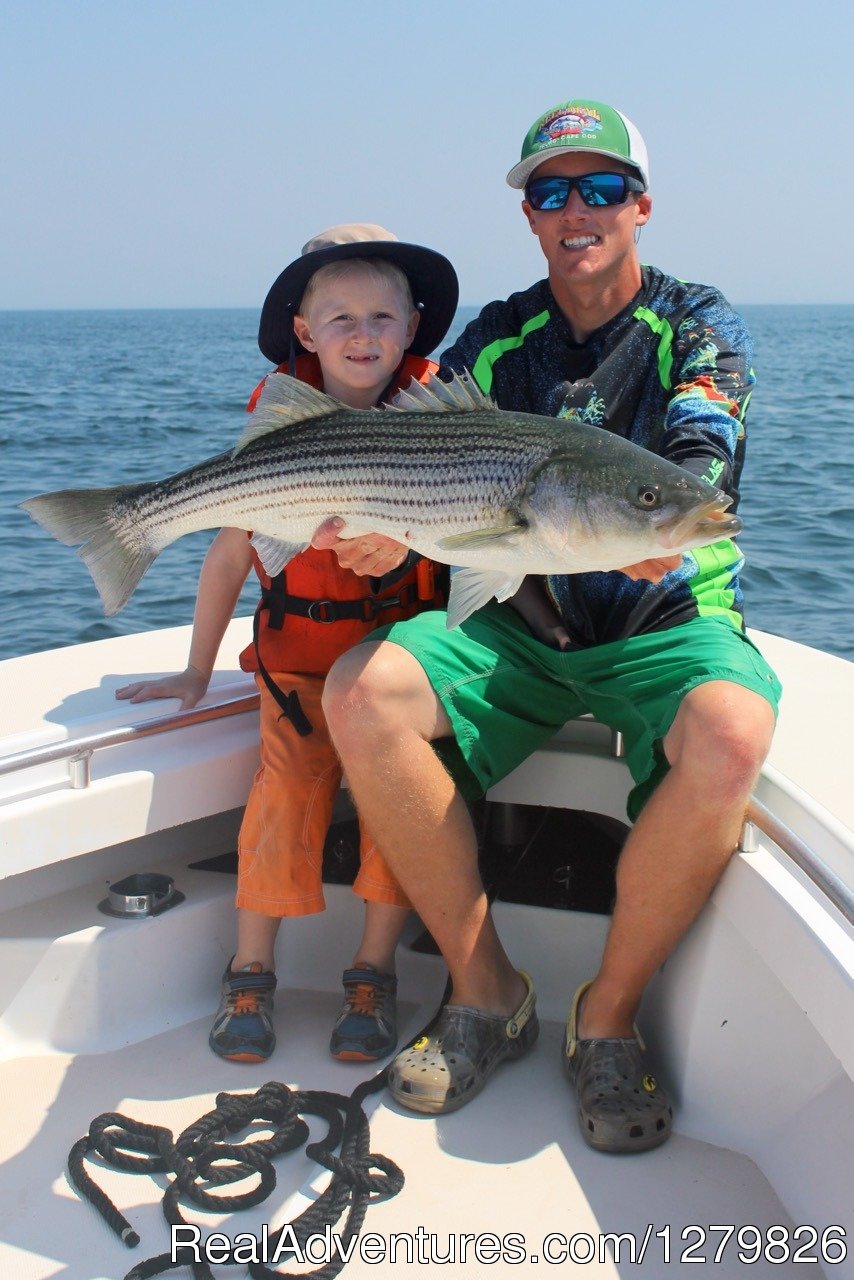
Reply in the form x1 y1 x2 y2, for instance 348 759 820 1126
633 306 674 389
739 370 755 422
470 309 551 394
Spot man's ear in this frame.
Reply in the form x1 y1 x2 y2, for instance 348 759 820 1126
292 315 315 351
635 192 653 228
521 199 537 232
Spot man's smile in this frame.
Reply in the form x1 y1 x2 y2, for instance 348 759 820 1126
560 235 600 249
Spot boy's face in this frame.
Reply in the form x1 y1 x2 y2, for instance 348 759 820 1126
293 266 420 407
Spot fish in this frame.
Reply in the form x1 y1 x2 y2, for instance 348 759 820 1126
20 370 741 628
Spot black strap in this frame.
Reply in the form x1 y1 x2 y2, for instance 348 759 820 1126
369 549 421 594
261 577 418 627
252 603 313 736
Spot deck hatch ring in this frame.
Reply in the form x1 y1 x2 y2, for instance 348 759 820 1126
97 872 184 919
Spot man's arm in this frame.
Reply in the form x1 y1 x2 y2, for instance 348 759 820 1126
659 303 755 498
620 302 754 582
116 527 252 709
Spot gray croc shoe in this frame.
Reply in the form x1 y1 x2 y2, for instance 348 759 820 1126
389 971 538 1115
562 980 672 1153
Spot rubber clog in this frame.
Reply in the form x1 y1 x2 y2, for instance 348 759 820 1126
562 979 672 1153
389 971 538 1114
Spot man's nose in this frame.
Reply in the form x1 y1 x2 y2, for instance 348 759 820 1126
560 187 590 216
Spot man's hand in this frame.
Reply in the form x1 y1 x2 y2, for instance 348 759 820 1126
617 555 683 582
507 578 572 650
311 516 410 576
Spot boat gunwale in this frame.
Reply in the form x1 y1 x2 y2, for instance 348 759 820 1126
2 689 851 924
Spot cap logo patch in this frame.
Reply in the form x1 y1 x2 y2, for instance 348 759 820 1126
535 106 603 151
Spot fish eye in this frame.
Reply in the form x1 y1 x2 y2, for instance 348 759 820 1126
628 483 662 509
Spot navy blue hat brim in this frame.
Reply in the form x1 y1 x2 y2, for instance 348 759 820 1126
258 241 459 363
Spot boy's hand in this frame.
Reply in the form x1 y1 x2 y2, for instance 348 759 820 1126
311 516 410 575
115 665 210 711
617 555 683 582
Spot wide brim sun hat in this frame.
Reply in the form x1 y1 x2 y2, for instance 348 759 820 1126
258 223 459 363
506 99 649 191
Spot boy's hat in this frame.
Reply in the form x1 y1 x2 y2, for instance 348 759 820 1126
506 99 649 190
258 224 459 363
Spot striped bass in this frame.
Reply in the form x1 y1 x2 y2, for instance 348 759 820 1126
20 371 741 628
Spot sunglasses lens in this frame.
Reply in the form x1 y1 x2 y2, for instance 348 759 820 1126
526 174 632 210
579 174 628 206
527 177 571 210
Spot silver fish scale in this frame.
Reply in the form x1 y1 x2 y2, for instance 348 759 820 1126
20 383 740 619
127 409 560 544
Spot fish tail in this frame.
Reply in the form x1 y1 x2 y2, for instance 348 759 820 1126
20 486 157 615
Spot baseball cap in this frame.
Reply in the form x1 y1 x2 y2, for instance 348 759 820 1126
506 100 649 190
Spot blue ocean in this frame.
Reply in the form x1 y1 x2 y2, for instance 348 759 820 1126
1 305 852 663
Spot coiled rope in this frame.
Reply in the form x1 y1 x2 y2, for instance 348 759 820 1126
67 1071 403 1280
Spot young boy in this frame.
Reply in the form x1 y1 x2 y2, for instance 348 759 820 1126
117 224 458 1064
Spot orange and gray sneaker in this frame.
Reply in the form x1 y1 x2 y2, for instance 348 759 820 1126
209 959 277 1062
330 965 398 1062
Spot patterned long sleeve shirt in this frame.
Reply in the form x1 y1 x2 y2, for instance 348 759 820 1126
440 265 755 647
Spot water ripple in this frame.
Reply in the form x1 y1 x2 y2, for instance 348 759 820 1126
2 304 852 662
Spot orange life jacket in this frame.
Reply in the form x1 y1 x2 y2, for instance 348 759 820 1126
239 354 447 690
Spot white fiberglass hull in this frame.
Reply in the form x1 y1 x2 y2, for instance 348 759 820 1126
0 620 851 1278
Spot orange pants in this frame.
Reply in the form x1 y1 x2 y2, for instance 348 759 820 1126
236 674 410 917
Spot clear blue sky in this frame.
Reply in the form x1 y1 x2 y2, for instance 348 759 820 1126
2 0 852 310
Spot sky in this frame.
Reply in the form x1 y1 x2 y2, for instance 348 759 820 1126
2 0 853 311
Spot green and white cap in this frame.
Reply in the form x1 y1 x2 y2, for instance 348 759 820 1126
506 99 649 190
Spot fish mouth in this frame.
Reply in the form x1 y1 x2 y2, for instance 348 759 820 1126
660 495 742 549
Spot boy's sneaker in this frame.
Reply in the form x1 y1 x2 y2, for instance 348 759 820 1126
330 965 398 1061
209 959 277 1062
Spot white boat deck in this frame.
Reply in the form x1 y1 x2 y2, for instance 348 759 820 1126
0 897 836 1280
0 622 851 1278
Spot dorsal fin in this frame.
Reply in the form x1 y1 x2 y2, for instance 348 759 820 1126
388 369 496 414
232 373 349 454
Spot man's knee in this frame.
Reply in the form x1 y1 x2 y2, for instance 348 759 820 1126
322 641 446 751
665 681 776 801
322 642 388 738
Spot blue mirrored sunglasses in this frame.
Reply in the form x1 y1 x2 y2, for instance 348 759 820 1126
525 172 646 210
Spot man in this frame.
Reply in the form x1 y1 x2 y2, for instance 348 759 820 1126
315 99 781 1153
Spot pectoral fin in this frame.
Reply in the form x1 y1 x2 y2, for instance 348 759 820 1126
446 568 526 629
250 534 307 578
438 516 528 551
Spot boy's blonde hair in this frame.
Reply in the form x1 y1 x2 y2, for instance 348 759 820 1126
298 258 415 319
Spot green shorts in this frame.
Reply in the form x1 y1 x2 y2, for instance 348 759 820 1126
373 604 782 822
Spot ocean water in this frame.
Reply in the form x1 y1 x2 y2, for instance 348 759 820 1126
1 304 852 663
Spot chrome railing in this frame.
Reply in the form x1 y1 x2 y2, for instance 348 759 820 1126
0 693 260 788
1 693 851 923
740 798 853 924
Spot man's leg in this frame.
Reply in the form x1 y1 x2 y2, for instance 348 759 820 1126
578 680 777 1038
562 679 777 1150
323 638 527 1016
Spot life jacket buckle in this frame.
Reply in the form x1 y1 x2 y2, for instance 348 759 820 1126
307 600 336 623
